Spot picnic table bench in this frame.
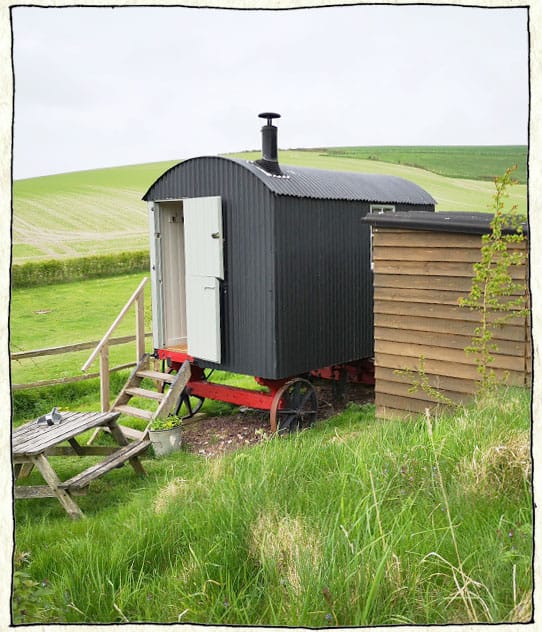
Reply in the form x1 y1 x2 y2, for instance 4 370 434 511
13 411 150 519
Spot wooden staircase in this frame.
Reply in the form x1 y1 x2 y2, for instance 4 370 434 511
65 358 191 495
110 355 191 440
81 278 191 441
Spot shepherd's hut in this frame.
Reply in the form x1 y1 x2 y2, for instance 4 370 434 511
143 113 436 381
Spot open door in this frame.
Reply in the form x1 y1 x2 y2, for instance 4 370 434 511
149 201 187 350
183 196 224 363
149 196 224 363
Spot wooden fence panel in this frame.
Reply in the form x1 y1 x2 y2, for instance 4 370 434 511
372 228 530 419
11 333 152 391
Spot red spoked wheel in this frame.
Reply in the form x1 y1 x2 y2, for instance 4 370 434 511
270 378 318 435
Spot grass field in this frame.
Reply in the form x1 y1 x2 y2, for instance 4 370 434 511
9 271 256 423
10 272 151 386
11 147 527 263
10 274 534 625
13 388 532 625
10 274 533 626
319 146 527 183
12 161 177 262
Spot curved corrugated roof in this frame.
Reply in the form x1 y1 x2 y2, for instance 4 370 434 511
143 156 436 205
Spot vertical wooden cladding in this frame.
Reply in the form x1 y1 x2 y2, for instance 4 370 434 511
372 228 530 419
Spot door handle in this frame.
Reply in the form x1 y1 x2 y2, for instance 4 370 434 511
211 232 220 239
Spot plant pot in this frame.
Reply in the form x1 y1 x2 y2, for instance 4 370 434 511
149 426 182 457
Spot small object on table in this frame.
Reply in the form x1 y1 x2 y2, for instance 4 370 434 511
37 406 63 426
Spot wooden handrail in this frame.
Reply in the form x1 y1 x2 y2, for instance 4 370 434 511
81 276 149 412
82 277 149 372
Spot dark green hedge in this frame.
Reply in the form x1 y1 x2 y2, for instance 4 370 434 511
12 251 150 288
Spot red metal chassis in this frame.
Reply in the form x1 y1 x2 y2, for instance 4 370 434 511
156 348 374 412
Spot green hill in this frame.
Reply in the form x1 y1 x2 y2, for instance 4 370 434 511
12 160 178 262
319 145 527 183
11 148 527 264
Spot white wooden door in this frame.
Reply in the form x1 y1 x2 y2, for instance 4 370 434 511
183 196 224 363
185 276 221 363
184 196 224 280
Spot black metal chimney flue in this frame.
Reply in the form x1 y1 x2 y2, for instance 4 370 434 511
255 112 283 176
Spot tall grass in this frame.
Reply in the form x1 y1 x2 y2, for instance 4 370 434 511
14 388 532 625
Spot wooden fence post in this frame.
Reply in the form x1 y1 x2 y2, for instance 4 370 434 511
99 345 110 412
136 293 145 362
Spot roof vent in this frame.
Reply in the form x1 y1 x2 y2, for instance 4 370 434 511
254 112 283 176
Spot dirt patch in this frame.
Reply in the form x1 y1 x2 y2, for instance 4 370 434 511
181 381 374 458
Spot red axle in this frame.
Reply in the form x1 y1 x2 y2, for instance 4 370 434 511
157 349 374 414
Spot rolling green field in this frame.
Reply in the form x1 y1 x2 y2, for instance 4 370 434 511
12 161 178 262
319 146 527 183
11 147 527 263
10 272 151 387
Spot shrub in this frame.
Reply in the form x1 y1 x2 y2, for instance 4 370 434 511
11 251 150 288
459 166 529 392
12 551 61 624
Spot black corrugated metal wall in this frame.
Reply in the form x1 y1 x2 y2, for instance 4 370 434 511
274 196 374 377
145 156 434 379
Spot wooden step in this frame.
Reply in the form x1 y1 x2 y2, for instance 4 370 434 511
153 361 191 419
59 440 151 491
125 387 165 401
112 405 153 421
136 369 176 384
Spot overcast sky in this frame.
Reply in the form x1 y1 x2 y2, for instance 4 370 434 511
11 4 529 180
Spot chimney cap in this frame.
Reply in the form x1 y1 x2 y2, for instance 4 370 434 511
258 112 281 126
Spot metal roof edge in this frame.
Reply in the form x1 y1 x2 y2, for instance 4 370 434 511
142 155 437 206
362 210 529 235
142 156 245 201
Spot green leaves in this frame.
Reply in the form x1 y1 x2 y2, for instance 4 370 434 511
459 166 529 392
12 551 61 624
150 415 183 431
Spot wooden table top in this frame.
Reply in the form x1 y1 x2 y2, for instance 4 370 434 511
12 411 120 457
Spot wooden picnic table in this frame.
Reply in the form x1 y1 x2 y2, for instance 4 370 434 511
13 411 150 519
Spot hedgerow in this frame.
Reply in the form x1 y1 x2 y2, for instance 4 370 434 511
11 251 149 288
